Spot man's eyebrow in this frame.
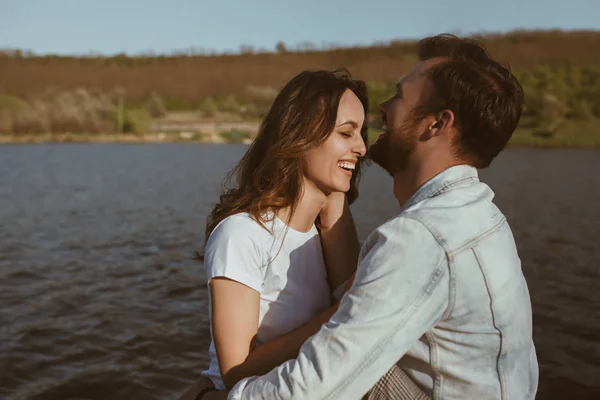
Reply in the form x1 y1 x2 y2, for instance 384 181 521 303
336 120 359 128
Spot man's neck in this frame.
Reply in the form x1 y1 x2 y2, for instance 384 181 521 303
277 179 326 233
392 158 466 207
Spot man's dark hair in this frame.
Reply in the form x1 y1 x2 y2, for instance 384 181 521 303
416 34 524 168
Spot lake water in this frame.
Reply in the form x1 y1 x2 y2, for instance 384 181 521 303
0 144 598 399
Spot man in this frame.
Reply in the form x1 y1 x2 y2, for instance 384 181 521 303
226 34 538 399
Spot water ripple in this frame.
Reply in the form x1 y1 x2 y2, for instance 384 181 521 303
0 145 598 399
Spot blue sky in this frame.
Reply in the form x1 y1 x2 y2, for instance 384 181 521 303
1 0 598 55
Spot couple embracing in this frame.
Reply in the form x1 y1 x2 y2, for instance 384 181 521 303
181 34 538 400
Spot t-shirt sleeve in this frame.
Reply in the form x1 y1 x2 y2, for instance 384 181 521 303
203 215 265 292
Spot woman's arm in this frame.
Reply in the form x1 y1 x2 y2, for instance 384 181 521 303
211 277 339 389
318 192 361 293
211 277 260 389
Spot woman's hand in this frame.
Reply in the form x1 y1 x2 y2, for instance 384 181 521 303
319 192 347 231
179 376 229 400
318 191 360 293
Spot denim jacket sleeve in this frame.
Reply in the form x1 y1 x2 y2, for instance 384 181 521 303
228 215 450 400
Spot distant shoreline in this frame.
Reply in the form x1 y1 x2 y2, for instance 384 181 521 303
1 121 599 149
0 132 253 145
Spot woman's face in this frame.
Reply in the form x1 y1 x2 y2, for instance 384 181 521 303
302 89 367 196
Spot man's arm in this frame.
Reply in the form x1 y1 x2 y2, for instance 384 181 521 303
318 192 360 293
228 216 450 400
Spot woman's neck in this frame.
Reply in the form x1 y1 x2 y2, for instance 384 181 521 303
276 178 327 233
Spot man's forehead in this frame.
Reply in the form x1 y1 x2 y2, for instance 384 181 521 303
419 56 448 71
396 57 446 88
395 69 420 90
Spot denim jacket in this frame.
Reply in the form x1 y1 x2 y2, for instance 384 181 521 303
229 165 539 400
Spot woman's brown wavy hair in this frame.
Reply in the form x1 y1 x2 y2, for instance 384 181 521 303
198 69 369 259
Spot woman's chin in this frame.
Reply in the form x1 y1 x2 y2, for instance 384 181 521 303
334 182 351 194
315 179 350 196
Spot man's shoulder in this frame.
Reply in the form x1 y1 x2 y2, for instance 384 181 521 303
401 182 509 253
376 213 433 235
364 214 443 254
358 213 447 278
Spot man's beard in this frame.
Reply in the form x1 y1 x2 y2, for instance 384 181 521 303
370 120 419 176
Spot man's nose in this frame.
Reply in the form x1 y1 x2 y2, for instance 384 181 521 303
379 99 390 113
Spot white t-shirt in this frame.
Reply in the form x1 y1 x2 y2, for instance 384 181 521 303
201 212 332 389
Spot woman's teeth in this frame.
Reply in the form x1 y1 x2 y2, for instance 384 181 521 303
337 162 355 171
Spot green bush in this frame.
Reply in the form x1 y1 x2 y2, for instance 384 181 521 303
365 81 395 115
0 90 155 134
122 109 152 133
517 65 600 124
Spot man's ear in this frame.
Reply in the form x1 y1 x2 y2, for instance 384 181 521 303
419 110 455 142
429 110 455 136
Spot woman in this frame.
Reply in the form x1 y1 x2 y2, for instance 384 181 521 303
180 70 428 400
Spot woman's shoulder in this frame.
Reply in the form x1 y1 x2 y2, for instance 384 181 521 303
204 212 272 282
208 212 273 243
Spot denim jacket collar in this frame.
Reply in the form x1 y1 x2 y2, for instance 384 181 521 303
400 164 479 212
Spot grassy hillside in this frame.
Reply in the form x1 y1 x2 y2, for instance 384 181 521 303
1 30 599 147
